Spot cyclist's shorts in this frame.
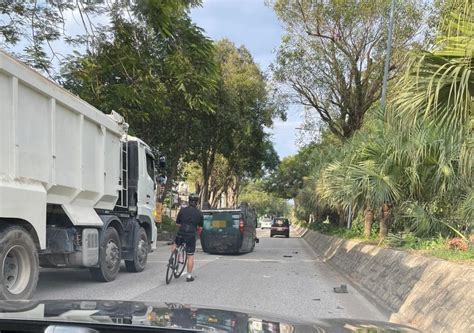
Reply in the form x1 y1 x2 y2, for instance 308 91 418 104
175 232 196 255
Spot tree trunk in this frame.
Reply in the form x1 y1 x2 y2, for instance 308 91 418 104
159 156 179 203
379 203 392 239
338 208 346 228
159 123 189 203
200 149 216 209
200 164 209 209
364 208 374 239
234 176 240 202
228 176 240 208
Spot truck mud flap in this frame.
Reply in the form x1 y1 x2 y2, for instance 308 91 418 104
62 204 103 227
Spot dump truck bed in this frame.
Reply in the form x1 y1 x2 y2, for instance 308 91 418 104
0 51 124 246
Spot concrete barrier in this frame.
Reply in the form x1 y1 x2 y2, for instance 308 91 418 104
292 225 309 237
303 230 474 332
156 230 176 242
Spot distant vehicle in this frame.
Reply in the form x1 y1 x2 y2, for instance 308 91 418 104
260 216 273 229
270 218 290 238
201 204 258 254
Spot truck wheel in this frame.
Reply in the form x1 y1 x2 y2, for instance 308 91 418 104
125 227 148 273
90 227 121 282
0 225 39 300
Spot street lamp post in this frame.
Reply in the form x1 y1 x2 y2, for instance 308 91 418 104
381 0 397 110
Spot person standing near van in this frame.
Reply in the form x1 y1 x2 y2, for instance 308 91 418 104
172 193 203 282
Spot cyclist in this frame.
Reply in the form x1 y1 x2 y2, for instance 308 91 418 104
171 193 203 282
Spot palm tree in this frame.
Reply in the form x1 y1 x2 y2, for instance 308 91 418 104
317 111 402 239
302 0 472 240
388 0 473 236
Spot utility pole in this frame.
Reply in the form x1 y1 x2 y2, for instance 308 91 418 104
347 205 353 229
381 0 397 109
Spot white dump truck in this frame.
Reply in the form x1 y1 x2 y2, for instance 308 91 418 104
0 50 161 300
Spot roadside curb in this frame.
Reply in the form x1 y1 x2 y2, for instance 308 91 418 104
293 226 308 238
301 229 474 333
156 230 176 243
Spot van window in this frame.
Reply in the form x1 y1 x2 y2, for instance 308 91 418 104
146 153 155 179
203 211 241 229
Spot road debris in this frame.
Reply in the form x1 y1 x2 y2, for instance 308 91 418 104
333 284 348 293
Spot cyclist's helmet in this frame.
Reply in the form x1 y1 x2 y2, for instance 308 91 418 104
188 193 199 206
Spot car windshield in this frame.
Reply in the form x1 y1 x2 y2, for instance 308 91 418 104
0 1 471 332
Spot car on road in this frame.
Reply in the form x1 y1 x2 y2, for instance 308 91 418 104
260 216 273 229
270 217 290 238
200 204 258 254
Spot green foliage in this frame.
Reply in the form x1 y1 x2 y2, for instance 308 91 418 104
0 0 205 75
309 215 380 240
60 3 220 203
385 232 474 262
160 215 178 233
0 0 76 72
271 0 426 139
429 248 474 261
239 181 290 217
282 1 473 240
191 39 282 207
265 144 319 199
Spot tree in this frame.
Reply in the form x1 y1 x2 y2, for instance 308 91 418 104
1 0 79 73
271 0 426 139
0 0 203 74
313 0 473 238
316 111 402 238
61 2 218 203
189 39 281 207
387 0 473 236
265 144 319 199
240 181 291 217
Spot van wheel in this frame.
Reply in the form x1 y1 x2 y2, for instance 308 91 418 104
90 227 121 282
0 225 39 300
125 227 148 273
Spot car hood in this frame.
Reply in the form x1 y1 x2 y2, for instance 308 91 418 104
0 300 419 333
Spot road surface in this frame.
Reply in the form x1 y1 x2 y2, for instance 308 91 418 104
35 228 388 323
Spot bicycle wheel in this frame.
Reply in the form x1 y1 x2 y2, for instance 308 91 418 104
166 250 177 284
174 245 187 278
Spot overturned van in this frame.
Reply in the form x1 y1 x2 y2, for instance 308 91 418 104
200 204 258 254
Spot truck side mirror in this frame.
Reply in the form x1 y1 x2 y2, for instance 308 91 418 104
157 174 167 185
159 156 166 170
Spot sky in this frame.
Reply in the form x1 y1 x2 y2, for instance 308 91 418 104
190 0 302 159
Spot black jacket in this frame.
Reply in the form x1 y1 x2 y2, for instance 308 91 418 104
176 206 203 234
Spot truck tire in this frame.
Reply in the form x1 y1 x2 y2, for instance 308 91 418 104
125 227 148 273
0 225 39 300
90 227 121 282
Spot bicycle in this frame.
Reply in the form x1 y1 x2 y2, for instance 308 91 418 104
166 236 188 284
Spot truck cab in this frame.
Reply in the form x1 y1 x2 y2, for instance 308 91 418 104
121 136 157 244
